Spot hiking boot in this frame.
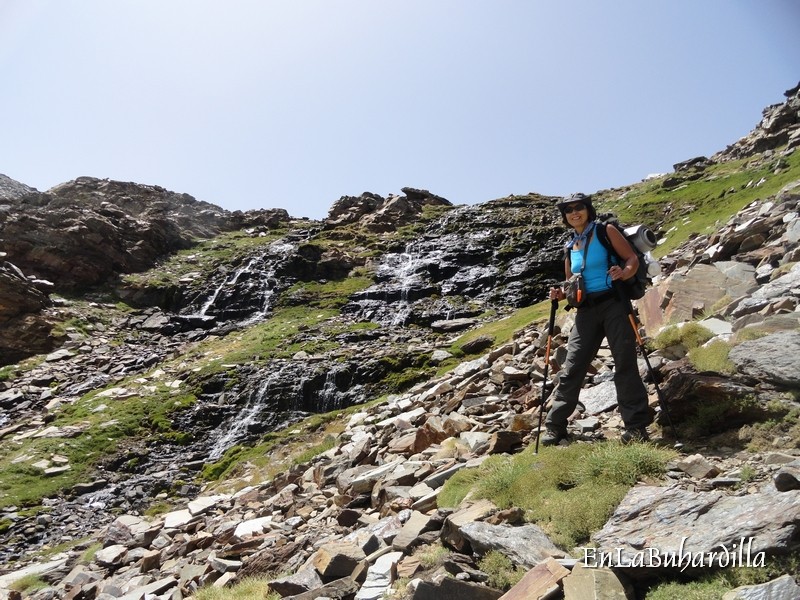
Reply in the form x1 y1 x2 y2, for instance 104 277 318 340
540 428 567 447
621 427 650 444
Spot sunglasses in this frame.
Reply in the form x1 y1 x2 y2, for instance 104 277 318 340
562 203 587 214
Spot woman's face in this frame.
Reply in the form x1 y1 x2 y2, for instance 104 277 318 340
562 202 588 229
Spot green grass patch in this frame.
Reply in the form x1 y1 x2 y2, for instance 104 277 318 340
653 322 715 352
740 405 800 450
8 574 49 595
200 397 387 484
50 316 93 338
645 551 800 599
291 434 337 465
195 306 340 368
732 327 772 344
441 299 553 366
596 148 800 257
478 550 527 591
0 365 16 382
0 385 197 510
438 441 676 550
645 578 732 600
279 276 374 310
687 395 761 438
688 339 736 374
195 576 281 600
413 542 451 569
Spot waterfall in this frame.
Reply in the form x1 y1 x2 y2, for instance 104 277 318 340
185 240 296 324
238 241 295 326
319 367 343 413
207 374 276 460
196 260 253 317
379 242 424 326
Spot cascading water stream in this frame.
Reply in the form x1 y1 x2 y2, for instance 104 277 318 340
184 240 296 324
207 374 278 460
377 241 427 326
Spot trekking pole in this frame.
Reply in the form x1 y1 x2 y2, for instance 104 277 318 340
535 298 559 454
613 284 682 448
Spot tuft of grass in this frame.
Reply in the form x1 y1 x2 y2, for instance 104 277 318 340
645 578 732 600
438 441 676 550
688 339 736 374
739 406 800 451
195 576 281 600
645 551 800 599
653 323 715 352
9 574 49 594
687 395 761 438
732 327 771 344
478 550 527 591
413 543 451 569
574 441 674 486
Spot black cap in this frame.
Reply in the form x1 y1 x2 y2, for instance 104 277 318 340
556 193 592 209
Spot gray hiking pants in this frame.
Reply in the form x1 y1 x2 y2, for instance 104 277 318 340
545 293 651 433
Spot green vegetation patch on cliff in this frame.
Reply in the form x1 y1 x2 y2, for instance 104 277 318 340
596 148 800 257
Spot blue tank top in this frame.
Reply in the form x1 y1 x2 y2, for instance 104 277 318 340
570 230 615 293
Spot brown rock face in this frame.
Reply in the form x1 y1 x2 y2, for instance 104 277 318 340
0 176 234 292
325 187 452 232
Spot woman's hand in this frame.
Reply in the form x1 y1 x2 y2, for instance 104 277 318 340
549 286 565 300
608 264 633 281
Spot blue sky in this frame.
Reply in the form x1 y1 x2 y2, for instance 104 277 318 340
1 1 798 220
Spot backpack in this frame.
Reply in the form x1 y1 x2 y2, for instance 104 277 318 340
594 213 661 299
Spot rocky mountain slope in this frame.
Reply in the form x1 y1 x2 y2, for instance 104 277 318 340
0 83 798 600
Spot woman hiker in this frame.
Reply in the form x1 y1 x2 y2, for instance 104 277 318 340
543 193 652 445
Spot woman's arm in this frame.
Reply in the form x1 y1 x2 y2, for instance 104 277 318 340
605 224 639 281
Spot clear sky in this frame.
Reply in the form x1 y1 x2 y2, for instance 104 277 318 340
1 1 799 220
